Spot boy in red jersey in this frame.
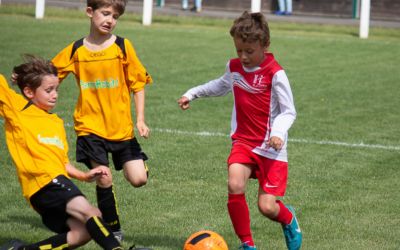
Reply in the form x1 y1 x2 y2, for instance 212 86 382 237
178 11 302 250
52 0 153 242
0 55 121 250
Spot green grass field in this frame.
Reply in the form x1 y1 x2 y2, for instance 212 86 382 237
1 4 400 250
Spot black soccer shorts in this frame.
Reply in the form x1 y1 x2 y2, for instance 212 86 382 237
76 134 148 171
30 175 84 233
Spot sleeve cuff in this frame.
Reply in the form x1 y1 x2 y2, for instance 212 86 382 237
270 130 286 141
183 93 195 101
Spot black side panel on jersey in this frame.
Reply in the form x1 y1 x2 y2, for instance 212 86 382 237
115 36 126 58
70 38 84 60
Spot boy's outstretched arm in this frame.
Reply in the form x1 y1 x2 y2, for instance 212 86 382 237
133 89 150 138
66 163 108 182
177 68 232 111
177 96 190 110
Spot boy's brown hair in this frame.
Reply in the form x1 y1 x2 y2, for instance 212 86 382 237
12 54 58 93
87 0 127 16
230 11 270 48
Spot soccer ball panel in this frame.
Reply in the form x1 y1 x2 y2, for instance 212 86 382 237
183 230 228 250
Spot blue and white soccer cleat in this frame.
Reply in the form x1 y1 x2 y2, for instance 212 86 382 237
282 205 302 250
239 242 257 250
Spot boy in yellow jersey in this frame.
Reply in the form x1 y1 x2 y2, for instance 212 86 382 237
0 55 122 250
51 0 153 241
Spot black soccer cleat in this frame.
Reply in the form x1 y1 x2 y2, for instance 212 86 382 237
128 245 153 250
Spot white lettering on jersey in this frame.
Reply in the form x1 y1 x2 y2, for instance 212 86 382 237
38 135 64 149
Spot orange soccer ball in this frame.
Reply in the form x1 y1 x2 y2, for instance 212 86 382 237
183 230 229 250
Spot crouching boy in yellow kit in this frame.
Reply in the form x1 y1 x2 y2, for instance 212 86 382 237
0 55 122 250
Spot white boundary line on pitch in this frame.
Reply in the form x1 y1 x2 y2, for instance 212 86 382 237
0 120 398 151
153 128 400 151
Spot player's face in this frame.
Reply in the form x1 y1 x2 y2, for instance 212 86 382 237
87 6 120 35
233 37 267 68
29 75 59 112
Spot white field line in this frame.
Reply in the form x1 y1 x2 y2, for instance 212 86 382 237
1 120 398 151
153 128 400 151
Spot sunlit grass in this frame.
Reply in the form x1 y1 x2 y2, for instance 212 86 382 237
0 5 399 249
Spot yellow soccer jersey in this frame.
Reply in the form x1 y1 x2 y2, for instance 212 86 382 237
52 36 152 141
0 74 69 202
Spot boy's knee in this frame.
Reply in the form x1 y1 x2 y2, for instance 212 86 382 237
127 175 147 187
258 201 278 218
228 179 246 194
87 206 102 218
96 167 113 187
123 162 148 187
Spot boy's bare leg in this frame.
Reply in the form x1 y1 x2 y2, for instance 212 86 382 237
123 159 148 187
67 196 121 249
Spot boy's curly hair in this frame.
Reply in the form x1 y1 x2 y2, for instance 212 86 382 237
12 54 58 93
87 0 127 16
230 11 270 48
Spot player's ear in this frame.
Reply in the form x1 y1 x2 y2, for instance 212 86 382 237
86 7 94 17
23 87 34 99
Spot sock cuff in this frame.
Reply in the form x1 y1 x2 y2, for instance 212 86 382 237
85 216 121 250
228 193 245 202
275 200 293 225
86 216 111 237
96 185 113 192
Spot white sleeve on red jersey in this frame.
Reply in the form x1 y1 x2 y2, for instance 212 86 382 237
183 63 232 101
269 70 297 141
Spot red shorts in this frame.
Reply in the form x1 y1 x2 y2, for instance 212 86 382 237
227 142 288 196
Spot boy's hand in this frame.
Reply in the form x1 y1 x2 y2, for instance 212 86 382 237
11 73 18 84
178 96 190 110
269 136 284 151
137 120 150 139
86 168 108 182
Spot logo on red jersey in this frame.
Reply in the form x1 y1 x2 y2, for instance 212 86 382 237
232 72 267 93
253 74 265 87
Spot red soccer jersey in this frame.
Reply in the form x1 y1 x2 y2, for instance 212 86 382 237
183 53 296 162
229 54 283 147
